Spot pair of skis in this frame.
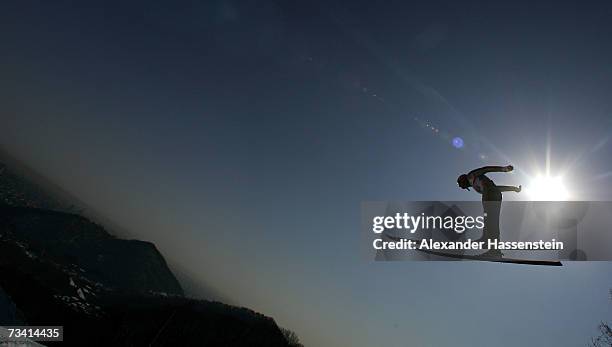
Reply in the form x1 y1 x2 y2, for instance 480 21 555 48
383 235 562 266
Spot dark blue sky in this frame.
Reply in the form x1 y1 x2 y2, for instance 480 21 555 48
2 1 612 345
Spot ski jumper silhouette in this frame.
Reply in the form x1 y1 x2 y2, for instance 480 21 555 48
457 165 521 256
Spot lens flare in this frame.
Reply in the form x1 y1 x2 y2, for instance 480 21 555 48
452 137 464 148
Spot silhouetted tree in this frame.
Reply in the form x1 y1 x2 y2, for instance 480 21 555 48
280 327 304 347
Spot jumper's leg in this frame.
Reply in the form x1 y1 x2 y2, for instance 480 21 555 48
482 199 501 241
479 188 504 257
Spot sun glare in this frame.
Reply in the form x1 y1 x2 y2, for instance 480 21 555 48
527 175 569 201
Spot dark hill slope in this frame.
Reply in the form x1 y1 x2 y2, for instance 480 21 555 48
0 205 182 295
0 150 290 346
0 205 289 346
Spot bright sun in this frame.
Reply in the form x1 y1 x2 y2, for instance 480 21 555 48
527 175 569 201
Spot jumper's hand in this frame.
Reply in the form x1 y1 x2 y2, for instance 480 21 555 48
505 165 514 172
515 185 522 193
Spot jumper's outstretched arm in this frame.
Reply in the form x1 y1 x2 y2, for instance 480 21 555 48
469 165 513 177
497 185 522 193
